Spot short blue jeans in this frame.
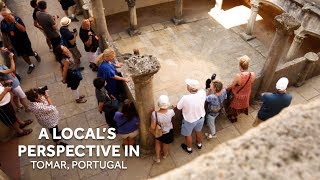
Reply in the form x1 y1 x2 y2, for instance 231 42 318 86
181 117 205 136
206 113 219 135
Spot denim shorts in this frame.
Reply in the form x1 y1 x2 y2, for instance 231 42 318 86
181 117 204 136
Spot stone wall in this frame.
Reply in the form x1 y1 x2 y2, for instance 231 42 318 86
153 100 320 180
251 53 320 99
102 0 174 15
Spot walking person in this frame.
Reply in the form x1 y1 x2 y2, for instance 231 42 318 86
0 84 33 137
79 18 99 71
0 52 29 112
226 55 256 123
151 95 175 163
114 101 139 147
176 79 206 154
30 0 52 51
253 77 292 127
205 80 227 139
55 45 87 103
36 1 61 49
58 0 79 22
1 8 41 74
26 88 67 146
60 16 83 70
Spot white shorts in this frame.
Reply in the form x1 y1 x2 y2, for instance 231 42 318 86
87 47 100 64
12 85 26 99
119 130 139 139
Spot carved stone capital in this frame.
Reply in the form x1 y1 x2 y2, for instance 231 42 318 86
124 55 161 80
294 34 305 43
250 2 260 12
274 13 301 34
125 0 136 8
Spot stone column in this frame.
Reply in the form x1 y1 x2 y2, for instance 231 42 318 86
285 34 306 62
90 0 113 51
295 52 319 87
257 13 300 95
125 0 140 36
172 0 184 25
240 2 260 41
125 55 161 154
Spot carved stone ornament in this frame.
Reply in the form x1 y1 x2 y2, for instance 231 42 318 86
125 0 136 8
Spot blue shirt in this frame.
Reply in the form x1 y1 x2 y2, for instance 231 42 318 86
0 65 20 89
258 93 292 121
113 112 139 134
206 89 227 114
97 61 117 96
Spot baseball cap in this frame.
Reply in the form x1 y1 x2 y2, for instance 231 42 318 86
60 17 71 26
158 95 170 109
185 79 200 90
276 77 289 91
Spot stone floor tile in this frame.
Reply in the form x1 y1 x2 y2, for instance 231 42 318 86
119 31 130 39
216 125 241 143
309 76 320 91
85 171 109 180
140 25 154 34
117 156 153 180
85 109 107 128
294 83 320 100
168 136 200 167
50 160 79 180
57 103 83 119
20 164 51 180
75 155 102 179
149 155 176 178
36 73 57 87
111 33 121 41
198 138 220 155
234 114 255 134
152 23 165 31
66 113 90 130
287 87 309 105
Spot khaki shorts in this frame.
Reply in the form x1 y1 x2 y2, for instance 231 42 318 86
69 46 82 61
119 130 139 139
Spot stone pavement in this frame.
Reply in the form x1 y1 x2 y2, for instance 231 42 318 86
1 0 319 179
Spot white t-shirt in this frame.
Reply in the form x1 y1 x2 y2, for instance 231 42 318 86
151 109 175 134
0 85 11 106
177 89 206 123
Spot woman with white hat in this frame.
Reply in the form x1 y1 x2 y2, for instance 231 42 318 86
150 95 175 163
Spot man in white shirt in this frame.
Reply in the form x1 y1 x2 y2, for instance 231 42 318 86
177 79 206 154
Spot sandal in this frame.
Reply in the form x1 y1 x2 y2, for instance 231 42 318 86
17 129 33 137
19 119 33 128
76 98 87 103
79 95 85 99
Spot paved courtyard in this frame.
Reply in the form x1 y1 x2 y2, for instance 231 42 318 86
0 0 319 179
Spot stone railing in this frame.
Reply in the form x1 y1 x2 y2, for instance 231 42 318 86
153 99 320 179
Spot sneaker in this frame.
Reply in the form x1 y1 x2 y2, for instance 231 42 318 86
27 65 35 74
197 144 202 149
181 144 192 154
34 52 41 62
79 95 85 99
205 133 217 140
76 98 87 103
71 17 79 22
153 156 160 163
49 48 53 52
163 153 169 159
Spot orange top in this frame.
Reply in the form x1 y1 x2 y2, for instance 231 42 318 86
230 72 253 109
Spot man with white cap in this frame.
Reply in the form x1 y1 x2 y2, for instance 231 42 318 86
253 77 292 127
60 16 83 70
176 79 206 154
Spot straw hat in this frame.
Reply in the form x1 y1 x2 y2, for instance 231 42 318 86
60 17 71 27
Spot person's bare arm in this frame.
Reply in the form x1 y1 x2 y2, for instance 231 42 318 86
62 60 70 83
98 102 104 113
33 20 43 30
0 87 11 101
0 53 15 74
84 32 93 47
52 16 59 31
1 33 12 50
113 75 129 82
227 74 241 90
150 112 156 129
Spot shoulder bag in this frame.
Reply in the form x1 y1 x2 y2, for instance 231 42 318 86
227 72 252 102
149 112 163 138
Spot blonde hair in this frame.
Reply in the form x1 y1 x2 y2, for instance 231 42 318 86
96 47 115 65
238 55 250 70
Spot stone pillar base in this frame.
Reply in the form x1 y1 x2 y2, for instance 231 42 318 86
127 28 141 36
172 18 184 25
139 147 155 157
240 32 256 41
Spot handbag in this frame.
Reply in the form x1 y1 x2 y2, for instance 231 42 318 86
227 73 252 102
68 69 83 81
149 112 163 138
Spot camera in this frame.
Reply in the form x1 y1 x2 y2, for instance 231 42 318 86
3 81 13 87
38 85 48 95
73 28 77 33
